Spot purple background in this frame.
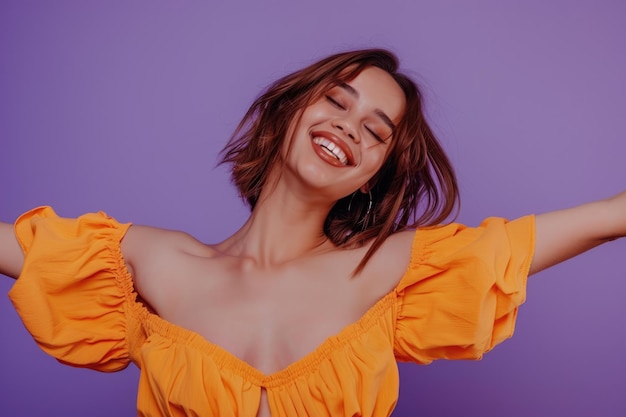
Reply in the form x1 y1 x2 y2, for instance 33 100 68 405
1 1 625 416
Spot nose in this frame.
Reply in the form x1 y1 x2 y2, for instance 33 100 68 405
332 119 360 143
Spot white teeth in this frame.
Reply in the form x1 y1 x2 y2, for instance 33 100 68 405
313 137 348 165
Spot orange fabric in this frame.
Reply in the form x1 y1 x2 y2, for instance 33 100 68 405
9 207 534 417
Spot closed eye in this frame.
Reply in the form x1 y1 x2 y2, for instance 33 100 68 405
365 126 386 143
325 95 346 110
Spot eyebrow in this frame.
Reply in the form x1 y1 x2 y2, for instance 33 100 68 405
338 82 397 131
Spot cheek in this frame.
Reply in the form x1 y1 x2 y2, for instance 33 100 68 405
363 145 388 170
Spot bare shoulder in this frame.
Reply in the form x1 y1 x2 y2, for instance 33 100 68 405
359 229 417 295
379 229 417 255
122 225 210 264
121 225 215 302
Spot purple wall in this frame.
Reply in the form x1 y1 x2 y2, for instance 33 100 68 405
1 1 625 416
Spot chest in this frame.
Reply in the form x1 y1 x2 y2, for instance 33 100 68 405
142 255 384 375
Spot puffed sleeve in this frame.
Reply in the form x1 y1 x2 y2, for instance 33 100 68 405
8 206 133 372
394 215 535 364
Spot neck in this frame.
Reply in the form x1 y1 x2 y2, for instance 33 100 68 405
219 179 337 268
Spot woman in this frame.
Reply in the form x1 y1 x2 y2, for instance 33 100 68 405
0 49 624 417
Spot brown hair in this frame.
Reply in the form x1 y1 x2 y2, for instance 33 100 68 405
220 49 459 273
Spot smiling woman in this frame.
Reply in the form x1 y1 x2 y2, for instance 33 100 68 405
1 48 625 417
221 51 459 275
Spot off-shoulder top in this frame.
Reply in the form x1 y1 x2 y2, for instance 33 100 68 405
8 206 534 417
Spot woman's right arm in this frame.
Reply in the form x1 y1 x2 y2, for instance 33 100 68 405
0 221 24 279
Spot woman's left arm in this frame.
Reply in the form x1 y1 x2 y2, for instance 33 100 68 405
531 191 626 275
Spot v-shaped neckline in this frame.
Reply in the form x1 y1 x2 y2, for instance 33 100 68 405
115 224 421 388
133 287 399 388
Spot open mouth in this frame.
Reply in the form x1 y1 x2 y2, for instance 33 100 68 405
313 137 349 165
310 131 355 166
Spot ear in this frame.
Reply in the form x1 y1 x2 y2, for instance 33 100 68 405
360 174 379 194
359 181 376 194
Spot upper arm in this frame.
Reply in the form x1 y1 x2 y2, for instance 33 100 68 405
121 225 174 296
120 224 202 306
0 221 24 279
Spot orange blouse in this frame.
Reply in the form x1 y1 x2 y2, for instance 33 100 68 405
9 206 534 417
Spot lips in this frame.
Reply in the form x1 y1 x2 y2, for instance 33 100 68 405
310 131 355 167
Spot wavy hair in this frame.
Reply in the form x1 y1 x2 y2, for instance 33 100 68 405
220 49 459 273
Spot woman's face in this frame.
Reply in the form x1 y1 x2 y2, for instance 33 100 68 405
283 66 406 202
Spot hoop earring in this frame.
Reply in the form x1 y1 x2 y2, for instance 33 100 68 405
348 190 374 231
347 192 356 212
361 190 373 231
